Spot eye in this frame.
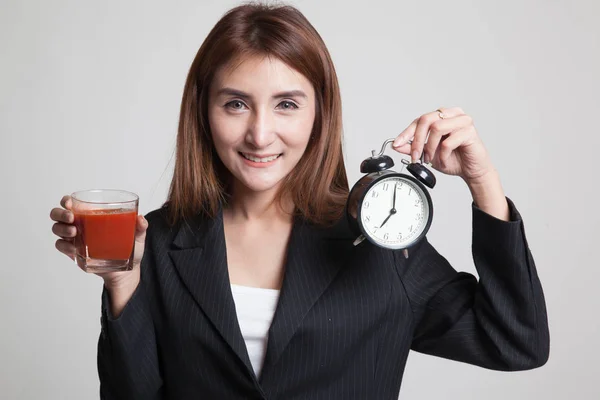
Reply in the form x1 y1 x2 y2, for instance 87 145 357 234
225 100 248 111
277 100 299 110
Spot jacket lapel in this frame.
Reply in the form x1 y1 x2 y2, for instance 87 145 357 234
260 215 355 381
166 206 356 387
167 209 256 379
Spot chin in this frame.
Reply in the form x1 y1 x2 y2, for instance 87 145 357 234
231 172 285 194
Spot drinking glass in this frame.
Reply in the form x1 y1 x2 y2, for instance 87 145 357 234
71 189 139 273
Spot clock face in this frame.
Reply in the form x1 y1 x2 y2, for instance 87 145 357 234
359 176 431 249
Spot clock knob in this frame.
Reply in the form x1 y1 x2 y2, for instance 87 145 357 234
361 138 397 173
360 155 395 173
406 162 436 189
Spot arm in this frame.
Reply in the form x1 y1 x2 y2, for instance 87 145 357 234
97 217 164 399
392 106 549 370
396 197 550 371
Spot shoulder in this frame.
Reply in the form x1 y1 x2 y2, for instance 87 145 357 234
142 205 181 246
307 212 356 241
143 205 171 230
143 204 222 250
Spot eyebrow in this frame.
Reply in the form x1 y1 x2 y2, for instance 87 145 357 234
216 87 308 100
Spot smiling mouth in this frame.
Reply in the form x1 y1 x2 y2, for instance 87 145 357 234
239 152 282 163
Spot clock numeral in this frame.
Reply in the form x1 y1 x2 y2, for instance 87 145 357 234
365 215 370 222
414 199 420 207
416 213 422 220
397 232 403 240
409 225 413 232
364 201 370 209
408 188 412 195
384 233 389 240
383 183 389 191
371 191 379 198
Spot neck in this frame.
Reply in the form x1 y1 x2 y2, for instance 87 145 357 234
224 180 294 224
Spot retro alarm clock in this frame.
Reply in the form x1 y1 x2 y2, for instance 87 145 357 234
346 138 437 258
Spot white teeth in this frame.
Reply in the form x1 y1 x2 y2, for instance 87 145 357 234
241 153 280 163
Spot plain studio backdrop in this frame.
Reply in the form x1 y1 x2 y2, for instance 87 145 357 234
1 0 598 398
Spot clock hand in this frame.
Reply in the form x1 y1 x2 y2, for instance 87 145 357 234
379 207 397 228
379 183 399 228
379 213 393 228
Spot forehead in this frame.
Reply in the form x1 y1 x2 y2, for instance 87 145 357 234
212 54 313 94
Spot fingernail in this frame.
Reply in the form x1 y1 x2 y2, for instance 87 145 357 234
424 153 430 164
411 150 419 163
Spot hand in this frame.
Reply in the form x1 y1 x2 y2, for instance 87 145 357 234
391 107 495 183
50 195 148 289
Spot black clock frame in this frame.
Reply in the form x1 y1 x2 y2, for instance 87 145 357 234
347 170 434 250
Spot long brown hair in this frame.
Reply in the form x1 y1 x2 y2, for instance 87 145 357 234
165 2 348 227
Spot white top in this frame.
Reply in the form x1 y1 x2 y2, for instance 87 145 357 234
230 283 280 377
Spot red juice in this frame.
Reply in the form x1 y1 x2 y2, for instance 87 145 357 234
74 209 137 260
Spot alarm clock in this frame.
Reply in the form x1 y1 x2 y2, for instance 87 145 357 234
346 138 437 258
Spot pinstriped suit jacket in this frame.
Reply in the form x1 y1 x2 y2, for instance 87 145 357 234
97 197 549 399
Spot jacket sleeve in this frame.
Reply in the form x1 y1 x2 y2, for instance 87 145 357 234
396 197 550 371
97 241 163 398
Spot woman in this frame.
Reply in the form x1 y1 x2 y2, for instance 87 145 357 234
49 3 549 399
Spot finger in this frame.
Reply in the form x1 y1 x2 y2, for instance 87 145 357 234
393 108 468 158
55 239 76 261
135 215 148 245
436 107 466 119
411 113 439 162
60 195 73 210
423 130 446 165
436 127 473 168
392 119 418 148
131 216 148 268
50 207 74 224
52 222 77 239
423 114 473 163
412 107 469 162
392 143 412 156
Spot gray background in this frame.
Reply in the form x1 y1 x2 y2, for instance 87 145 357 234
1 0 598 398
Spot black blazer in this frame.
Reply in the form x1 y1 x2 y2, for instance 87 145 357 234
97 197 549 399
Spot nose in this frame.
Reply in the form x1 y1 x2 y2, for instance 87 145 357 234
245 108 276 149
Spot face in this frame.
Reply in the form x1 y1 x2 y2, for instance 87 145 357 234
208 55 316 195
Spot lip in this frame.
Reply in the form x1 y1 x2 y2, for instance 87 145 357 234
240 152 281 158
238 151 282 168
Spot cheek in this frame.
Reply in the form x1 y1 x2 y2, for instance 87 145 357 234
281 112 315 149
208 109 245 149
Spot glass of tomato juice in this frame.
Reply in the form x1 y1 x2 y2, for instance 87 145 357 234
71 189 139 273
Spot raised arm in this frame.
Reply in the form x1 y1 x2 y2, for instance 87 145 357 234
396 197 549 370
